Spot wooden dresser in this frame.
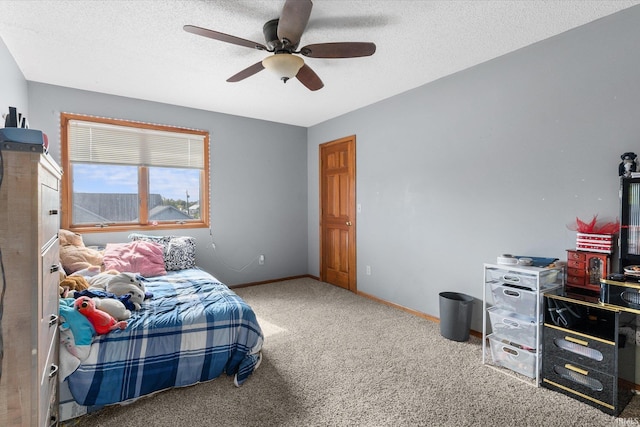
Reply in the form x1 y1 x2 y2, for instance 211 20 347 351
0 147 62 426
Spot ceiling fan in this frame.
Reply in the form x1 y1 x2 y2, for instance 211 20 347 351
184 0 376 91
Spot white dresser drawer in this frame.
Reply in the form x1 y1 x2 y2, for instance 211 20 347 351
41 181 60 249
486 266 559 290
39 331 59 427
40 240 60 370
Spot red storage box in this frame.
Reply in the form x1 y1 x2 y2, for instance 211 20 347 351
576 233 613 254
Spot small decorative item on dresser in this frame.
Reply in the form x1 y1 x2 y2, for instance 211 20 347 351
565 215 617 297
567 215 619 254
566 249 609 295
576 233 613 254
568 215 619 236
619 152 638 177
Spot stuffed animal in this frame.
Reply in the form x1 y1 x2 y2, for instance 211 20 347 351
60 275 90 292
88 272 147 310
59 298 95 358
73 289 137 312
106 273 146 310
619 152 637 177
74 296 127 335
92 297 131 321
72 265 105 278
59 229 104 274
86 270 121 290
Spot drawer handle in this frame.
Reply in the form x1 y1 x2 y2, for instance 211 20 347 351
564 363 589 376
554 365 603 391
49 314 59 327
502 346 519 356
565 336 589 347
621 290 640 306
554 338 603 361
502 289 521 298
502 319 520 328
502 275 521 285
50 264 59 273
49 209 58 215
49 364 59 379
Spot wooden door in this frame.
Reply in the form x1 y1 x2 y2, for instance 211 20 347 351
320 136 356 291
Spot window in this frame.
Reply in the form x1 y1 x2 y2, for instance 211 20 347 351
60 113 210 233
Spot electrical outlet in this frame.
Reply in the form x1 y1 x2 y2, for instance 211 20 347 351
259 254 265 265
366 265 371 275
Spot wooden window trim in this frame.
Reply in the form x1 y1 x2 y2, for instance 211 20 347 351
60 112 210 233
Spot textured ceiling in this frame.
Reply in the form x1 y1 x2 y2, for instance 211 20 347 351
1 0 638 127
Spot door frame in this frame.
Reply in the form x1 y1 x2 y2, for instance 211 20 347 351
319 135 357 292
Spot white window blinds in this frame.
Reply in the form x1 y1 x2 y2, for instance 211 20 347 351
68 119 206 169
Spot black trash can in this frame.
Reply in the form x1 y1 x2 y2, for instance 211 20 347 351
439 292 474 342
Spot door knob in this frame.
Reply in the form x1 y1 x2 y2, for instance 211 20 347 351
346 221 352 226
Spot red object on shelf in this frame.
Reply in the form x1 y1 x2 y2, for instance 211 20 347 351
576 232 613 254
569 215 620 235
566 249 609 293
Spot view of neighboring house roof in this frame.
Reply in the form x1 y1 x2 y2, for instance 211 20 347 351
73 204 111 224
73 193 195 224
148 205 192 221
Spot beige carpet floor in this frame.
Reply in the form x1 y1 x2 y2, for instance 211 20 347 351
68 277 640 426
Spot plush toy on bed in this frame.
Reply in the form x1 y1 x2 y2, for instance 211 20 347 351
59 298 95 357
62 275 90 291
92 297 131 320
74 296 128 334
59 275 91 297
88 272 147 310
107 273 147 310
59 229 104 274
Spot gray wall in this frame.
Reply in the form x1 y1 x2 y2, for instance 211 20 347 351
24 83 309 286
0 37 28 123
307 6 640 331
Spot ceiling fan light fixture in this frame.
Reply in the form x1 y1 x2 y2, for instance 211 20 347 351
262 53 304 83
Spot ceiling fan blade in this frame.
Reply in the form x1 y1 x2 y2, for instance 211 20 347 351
296 64 324 91
227 61 265 82
277 0 312 48
300 42 376 58
184 25 267 51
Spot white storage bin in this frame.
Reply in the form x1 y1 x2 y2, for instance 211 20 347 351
490 283 542 318
487 306 538 349
485 267 559 290
488 333 538 378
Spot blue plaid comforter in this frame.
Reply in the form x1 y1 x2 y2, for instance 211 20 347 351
66 268 263 406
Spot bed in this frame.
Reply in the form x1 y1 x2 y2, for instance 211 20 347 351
57 235 263 421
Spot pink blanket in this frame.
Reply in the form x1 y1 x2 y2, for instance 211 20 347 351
102 241 166 277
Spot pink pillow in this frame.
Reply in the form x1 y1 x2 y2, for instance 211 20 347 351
103 241 167 277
